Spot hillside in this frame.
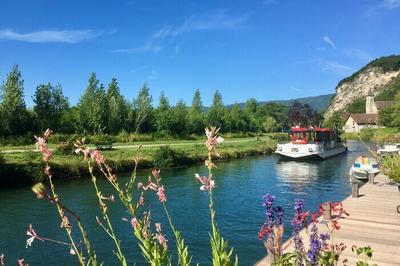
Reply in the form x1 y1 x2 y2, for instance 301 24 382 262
325 55 400 118
230 94 334 112
269 94 333 112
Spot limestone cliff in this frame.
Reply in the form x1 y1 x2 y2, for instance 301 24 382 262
324 55 400 118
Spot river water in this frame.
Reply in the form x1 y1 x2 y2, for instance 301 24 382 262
0 141 369 265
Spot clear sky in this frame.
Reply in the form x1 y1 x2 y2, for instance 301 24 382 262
0 0 399 107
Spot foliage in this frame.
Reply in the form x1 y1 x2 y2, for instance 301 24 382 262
33 83 69 132
352 246 376 266
288 101 322 127
391 91 400 127
359 128 375 141
378 106 394 126
152 145 191 168
0 65 29 136
55 141 75 155
382 155 400 183
345 98 365 113
132 84 154 134
208 90 226 130
324 111 345 129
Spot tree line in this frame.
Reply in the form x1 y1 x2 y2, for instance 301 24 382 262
0 65 323 138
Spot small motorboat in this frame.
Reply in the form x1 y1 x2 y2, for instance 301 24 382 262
377 143 400 157
349 156 380 180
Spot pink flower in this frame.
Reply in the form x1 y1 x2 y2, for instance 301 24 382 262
152 169 161 182
155 223 167 248
156 186 167 202
60 216 71 231
195 173 215 191
139 195 144 206
18 258 28 266
0 254 5 266
131 217 138 229
91 150 105 165
26 224 42 248
205 127 224 151
74 147 90 160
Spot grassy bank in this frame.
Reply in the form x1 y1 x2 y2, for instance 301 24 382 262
342 127 400 143
0 136 278 187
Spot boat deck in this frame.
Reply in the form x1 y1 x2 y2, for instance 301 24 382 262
255 173 400 265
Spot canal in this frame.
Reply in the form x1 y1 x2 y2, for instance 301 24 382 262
0 140 369 265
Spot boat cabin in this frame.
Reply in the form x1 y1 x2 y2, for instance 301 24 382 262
288 127 338 145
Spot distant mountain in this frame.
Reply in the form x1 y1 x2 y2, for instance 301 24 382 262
267 94 334 112
228 94 334 112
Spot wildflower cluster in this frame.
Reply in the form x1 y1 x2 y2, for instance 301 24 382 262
259 195 356 265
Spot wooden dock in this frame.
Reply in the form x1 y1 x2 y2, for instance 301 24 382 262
256 174 400 265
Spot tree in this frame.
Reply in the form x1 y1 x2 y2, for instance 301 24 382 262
324 111 345 130
0 65 28 135
132 84 154 133
187 89 206 134
107 78 128 133
391 91 400 127
244 98 259 132
33 83 69 132
155 92 173 135
171 100 188 136
288 101 321 127
263 116 278 133
225 103 248 132
77 73 108 134
207 90 226 129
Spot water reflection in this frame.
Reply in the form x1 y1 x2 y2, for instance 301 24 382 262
276 160 320 182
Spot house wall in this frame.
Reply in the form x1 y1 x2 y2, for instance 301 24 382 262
343 116 359 133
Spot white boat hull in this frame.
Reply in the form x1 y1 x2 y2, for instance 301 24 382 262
275 145 347 159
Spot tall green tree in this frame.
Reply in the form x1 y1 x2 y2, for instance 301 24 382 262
0 65 28 135
132 84 154 133
155 91 173 135
77 73 108 134
225 103 248 132
107 78 128 133
208 90 226 129
188 89 206 134
33 83 69 132
171 100 188 136
244 98 259 131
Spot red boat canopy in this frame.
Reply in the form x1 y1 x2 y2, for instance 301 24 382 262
314 128 333 132
290 127 312 132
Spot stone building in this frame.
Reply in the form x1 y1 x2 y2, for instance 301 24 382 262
343 92 395 133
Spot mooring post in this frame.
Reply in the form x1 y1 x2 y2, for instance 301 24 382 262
321 202 331 220
368 172 374 184
351 182 360 198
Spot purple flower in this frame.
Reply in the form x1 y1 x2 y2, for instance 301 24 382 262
263 194 275 227
292 199 305 263
275 206 284 225
306 223 321 265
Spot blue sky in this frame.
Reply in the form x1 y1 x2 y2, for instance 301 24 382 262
0 0 399 107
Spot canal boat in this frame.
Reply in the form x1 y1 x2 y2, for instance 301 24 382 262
377 143 400 157
275 127 347 159
349 156 380 180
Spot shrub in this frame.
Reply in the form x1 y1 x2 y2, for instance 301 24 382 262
359 128 375 141
382 155 400 183
56 141 75 155
152 145 191 168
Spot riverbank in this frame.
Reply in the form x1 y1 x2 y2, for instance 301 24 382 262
342 127 400 143
0 137 277 187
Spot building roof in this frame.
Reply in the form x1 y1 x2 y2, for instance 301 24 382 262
348 114 378 124
375 101 395 109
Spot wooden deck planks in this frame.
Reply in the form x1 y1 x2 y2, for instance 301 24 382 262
256 174 400 265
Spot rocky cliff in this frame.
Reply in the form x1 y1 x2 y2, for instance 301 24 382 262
324 55 400 118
